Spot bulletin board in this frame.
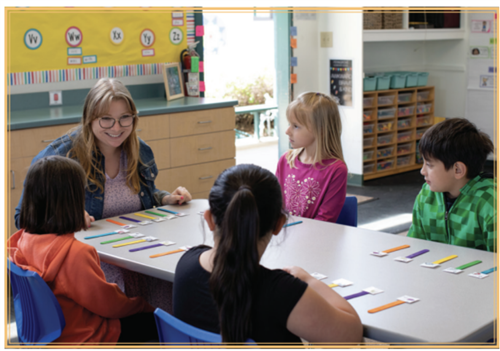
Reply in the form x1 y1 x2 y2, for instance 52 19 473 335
8 9 188 73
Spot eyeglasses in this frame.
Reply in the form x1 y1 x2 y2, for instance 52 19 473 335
98 115 136 129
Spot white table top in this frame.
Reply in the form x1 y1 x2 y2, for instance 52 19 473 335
75 199 496 343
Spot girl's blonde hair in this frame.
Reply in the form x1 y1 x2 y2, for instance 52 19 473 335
286 92 345 169
67 78 141 194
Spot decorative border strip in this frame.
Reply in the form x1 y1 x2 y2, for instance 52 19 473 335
186 12 195 44
8 63 168 86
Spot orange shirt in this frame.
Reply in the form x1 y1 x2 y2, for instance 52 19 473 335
8 229 154 345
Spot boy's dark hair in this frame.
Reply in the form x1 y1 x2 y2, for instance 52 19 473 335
419 118 494 179
19 156 87 235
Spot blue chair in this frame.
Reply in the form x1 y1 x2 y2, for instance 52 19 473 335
154 308 255 345
336 196 358 227
7 259 65 345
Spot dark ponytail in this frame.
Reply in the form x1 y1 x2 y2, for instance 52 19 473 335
208 164 283 342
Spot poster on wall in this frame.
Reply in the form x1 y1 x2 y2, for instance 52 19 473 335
329 59 352 107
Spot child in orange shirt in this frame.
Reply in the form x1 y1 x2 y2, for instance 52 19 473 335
8 156 158 345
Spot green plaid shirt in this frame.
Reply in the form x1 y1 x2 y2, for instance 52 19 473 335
408 175 497 252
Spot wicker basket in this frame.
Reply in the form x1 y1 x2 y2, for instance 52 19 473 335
383 11 403 29
364 11 382 30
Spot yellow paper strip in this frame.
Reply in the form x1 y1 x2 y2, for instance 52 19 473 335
328 283 338 288
433 255 458 265
112 239 146 248
134 213 156 220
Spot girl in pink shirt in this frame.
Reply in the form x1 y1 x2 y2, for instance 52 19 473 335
276 92 347 223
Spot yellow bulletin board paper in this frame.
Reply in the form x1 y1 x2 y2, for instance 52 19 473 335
9 9 187 73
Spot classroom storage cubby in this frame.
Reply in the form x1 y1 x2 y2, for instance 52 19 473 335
362 86 434 180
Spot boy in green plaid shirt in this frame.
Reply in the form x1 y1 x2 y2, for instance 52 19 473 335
407 118 496 252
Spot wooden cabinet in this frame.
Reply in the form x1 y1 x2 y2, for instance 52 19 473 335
8 106 236 236
362 86 434 180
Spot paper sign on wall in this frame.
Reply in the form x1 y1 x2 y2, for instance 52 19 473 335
110 27 124 45
24 29 42 50
470 46 490 59
291 38 297 48
66 26 83 47
330 59 353 107
196 25 204 36
471 20 491 33
140 29 155 47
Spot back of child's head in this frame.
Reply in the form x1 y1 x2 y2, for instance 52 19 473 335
419 118 494 179
19 156 87 235
207 163 283 342
286 92 345 167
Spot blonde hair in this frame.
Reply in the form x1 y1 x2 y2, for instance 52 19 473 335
67 78 141 194
286 92 345 169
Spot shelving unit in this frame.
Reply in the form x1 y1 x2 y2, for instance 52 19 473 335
362 86 434 180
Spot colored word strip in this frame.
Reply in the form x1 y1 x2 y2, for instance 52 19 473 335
344 287 383 300
368 295 419 314
384 245 410 253
406 249 429 259
421 255 458 268
371 245 410 257
84 230 129 240
113 239 149 248
368 300 405 313
157 208 179 215
434 255 458 265
129 241 175 252
150 246 191 258
106 219 126 226
456 260 482 270
344 291 369 300
284 221 303 228
395 249 429 263
444 260 482 274
145 210 167 217
157 208 188 217
100 233 144 245
328 283 338 288
134 213 156 220
482 267 497 274
119 216 141 223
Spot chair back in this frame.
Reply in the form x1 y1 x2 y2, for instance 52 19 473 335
336 196 358 227
7 259 65 345
154 308 255 345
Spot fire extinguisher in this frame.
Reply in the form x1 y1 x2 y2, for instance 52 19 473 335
180 41 200 71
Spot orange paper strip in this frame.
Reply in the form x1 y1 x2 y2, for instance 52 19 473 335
291 38 297 48
383 245 410 253
368 300 405 314
291 74 297 84
106 219 126 226
150 248 184 258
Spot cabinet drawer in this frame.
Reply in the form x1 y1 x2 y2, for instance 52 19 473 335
170 131 235 168
136 114 170 141
146 139 170 170
169 107 235 138
10 123 78 159
157 159 235 195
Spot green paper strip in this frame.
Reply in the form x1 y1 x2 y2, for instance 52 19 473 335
101 236 133 244
145 210 166 217
456 260 482 270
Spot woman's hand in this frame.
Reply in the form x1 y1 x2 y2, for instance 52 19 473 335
84 210 95 228
161 186 192 206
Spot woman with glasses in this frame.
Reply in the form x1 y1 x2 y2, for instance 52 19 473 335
14 78 190 312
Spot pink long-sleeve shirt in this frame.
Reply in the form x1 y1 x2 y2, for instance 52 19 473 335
275 153 347 223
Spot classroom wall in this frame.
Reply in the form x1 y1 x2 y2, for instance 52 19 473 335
294 12 364 176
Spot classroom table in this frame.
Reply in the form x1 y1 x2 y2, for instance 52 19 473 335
75 199 497 344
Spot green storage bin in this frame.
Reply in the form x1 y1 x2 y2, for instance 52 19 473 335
364 77 377 91
404 72 418 87
417 72 429 86
389 73 406 89
376 75 391 90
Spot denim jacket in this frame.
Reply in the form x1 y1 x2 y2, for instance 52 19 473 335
14 131 169 229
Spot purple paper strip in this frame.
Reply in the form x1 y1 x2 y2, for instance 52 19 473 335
129 243 164 252
406 249 429 259
120 216 141 223
343 291 369 300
